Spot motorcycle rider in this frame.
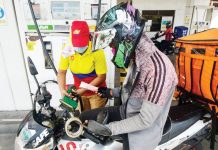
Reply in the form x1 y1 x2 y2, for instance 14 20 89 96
80 2 178 150
159 21 174 54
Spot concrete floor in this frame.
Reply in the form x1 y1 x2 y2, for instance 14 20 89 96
0 111 26 150
0 133 16 150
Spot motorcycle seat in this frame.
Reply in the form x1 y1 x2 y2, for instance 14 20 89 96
159 103 204 144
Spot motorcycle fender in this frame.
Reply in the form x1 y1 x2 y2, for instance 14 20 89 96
155 120 211 150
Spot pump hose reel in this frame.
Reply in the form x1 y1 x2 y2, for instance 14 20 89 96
65 117 83 138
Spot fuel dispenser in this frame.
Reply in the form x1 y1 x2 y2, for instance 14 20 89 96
14 0 116 108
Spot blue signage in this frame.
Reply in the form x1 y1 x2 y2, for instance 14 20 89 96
0 7 4 19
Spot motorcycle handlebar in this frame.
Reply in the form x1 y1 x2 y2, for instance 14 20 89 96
41 84 52 102
83 130 102 144
34 80 57 96
34 80 57 111
41 84 47 95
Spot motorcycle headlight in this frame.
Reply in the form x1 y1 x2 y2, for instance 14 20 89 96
16 111 54 149
15 123 36 149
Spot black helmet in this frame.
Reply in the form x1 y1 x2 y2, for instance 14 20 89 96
92 2 145 68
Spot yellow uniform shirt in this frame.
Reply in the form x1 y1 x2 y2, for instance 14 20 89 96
59 42 107 75
59 42 107 96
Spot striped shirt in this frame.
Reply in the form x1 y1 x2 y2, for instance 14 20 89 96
107 32 178 150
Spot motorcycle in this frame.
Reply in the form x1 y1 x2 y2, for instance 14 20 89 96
15 57 212 150
151 31 176 55
15 1 215 149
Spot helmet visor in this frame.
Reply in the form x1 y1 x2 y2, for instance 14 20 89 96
92 28 116 51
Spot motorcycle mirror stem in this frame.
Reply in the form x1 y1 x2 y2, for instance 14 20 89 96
27 57 41 95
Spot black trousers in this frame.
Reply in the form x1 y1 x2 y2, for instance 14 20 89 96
80 106 129 150
161 40 172 54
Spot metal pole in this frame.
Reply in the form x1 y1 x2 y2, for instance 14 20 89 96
12 1 34 107
27 0 57 75
96 0 102 26
189 6 195 35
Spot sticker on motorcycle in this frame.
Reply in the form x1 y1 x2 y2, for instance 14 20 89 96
32 128 49 147
58 140 95 150
21 128 31 141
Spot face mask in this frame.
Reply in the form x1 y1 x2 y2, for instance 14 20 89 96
74 46 88 54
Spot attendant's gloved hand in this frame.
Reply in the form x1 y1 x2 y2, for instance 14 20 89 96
87 120 112 136
97 87 112 98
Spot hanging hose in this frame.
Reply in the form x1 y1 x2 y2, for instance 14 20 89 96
27 0 57 75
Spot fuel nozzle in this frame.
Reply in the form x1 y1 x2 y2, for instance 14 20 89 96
67 85 78 97
60 85 78 110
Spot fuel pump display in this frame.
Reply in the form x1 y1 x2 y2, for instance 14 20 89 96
51 1 81 20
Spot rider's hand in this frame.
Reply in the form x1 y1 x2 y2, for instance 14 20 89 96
97 87 112 98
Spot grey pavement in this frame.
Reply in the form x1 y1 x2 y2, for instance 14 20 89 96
0 133 16 150
0 111 28 150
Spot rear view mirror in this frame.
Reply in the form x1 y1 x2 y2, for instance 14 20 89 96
27 57 38 76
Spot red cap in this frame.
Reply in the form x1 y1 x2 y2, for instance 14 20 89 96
71 21 89 47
